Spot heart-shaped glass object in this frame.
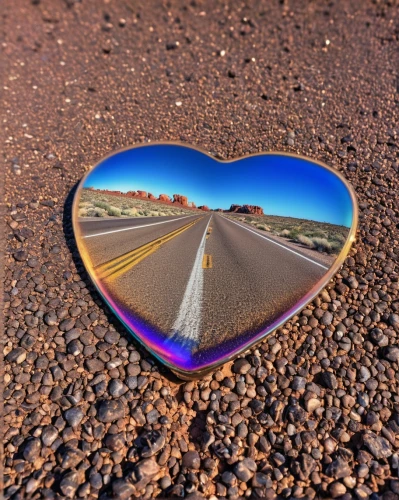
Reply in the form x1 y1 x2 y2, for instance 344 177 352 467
73 143 357 378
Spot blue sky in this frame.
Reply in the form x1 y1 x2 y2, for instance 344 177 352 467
84 145 353 227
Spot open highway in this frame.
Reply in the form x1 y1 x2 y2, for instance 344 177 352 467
78 213 331 353
78 214 201 268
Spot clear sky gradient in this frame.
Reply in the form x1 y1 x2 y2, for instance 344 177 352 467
83 145 353 227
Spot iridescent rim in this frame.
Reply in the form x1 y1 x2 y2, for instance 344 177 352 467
72 142 358 379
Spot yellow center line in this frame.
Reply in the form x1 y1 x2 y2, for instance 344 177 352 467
202 254 213 269
94 217 204 281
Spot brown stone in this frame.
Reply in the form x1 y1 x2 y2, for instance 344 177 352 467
173 194 188 206
229 204 264 215
159 194 171 202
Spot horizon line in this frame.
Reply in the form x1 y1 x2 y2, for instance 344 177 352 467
81 187 350 228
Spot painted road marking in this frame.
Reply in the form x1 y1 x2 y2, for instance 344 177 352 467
202 254 213 269
94 217 203 281
171 215 212 346
83 214 197 239
78 215 190 222
223 216 329 270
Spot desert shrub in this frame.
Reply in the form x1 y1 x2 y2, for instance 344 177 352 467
78 208 89 217
256 224 270 231
121 208 138 216
330 233 346 244
79 201 93 208
107 206 122 217
87 207 107 217
330 240 343 254
279 229 290 237
297 234 314 247
94 200 111 211
311 237 332 253
304 230 327 239
288 228 301 240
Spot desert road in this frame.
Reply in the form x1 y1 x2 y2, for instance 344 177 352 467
79 213 330 351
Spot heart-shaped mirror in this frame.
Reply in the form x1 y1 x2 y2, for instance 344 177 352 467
72 143 357 378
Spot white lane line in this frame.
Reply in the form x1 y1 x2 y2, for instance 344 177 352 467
223 216 329 270
79 214 190 222
83 215 197 239
170 216 212 346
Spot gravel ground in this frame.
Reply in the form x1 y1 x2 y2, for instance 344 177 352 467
2 0 399 499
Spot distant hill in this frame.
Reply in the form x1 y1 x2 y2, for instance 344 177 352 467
84 188 266 214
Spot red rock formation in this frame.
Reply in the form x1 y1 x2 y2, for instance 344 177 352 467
243 205 263 215
215 208 224 212
85 188 207 212
98 190 123 196
158 194 171 202
229 204 264 215
173 194 188 206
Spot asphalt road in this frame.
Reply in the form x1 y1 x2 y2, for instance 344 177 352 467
79 214 196 237
78 213 330 352
78 214 200 268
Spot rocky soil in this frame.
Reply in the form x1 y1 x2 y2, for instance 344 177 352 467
2 1 399 499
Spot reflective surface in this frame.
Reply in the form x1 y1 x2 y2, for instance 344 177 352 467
73 143 357 377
